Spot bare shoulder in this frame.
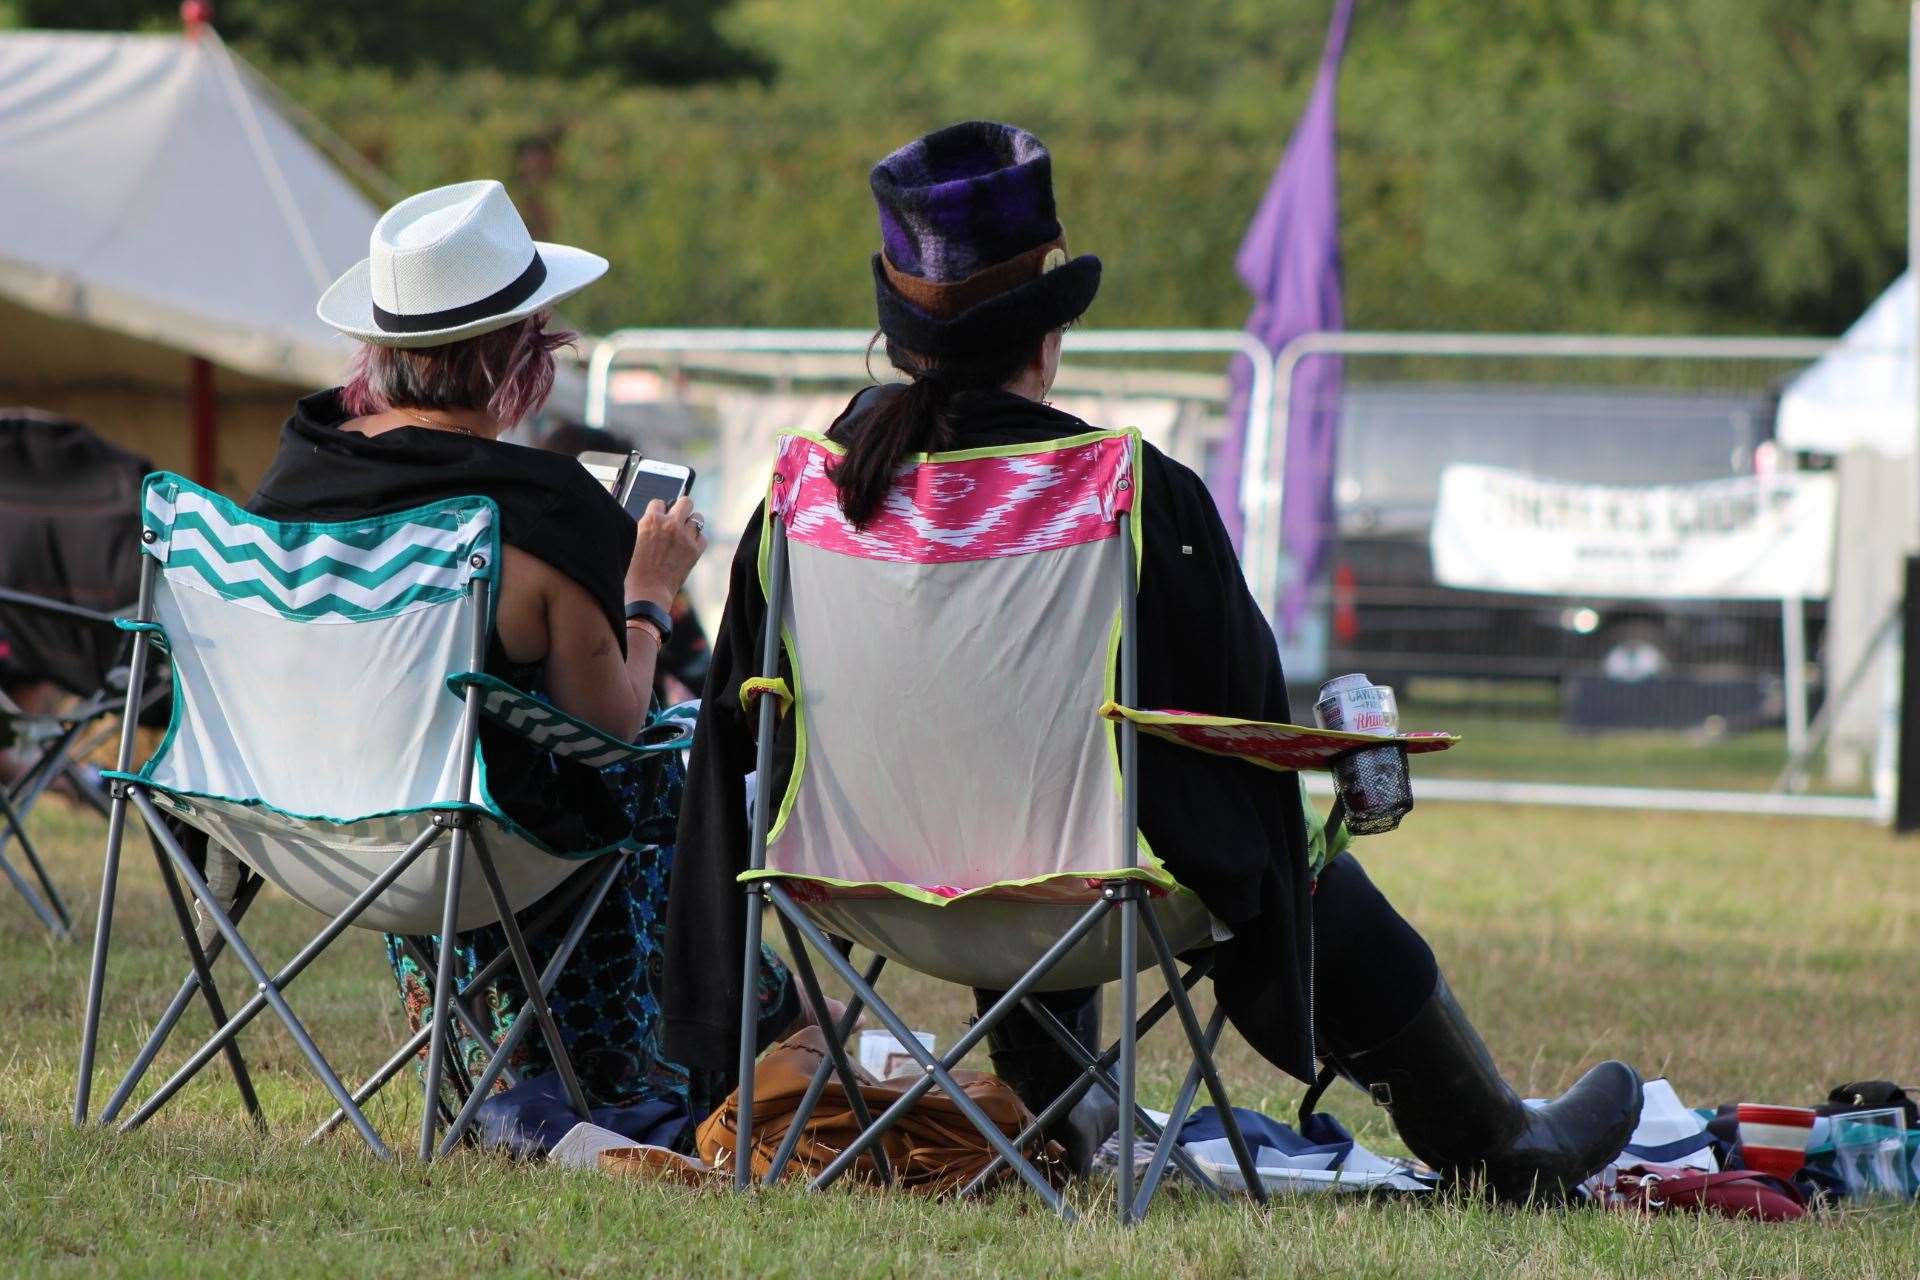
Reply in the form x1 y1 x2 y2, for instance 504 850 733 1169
494 544 580 665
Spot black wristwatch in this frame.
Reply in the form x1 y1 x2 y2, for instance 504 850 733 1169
624 598 674 647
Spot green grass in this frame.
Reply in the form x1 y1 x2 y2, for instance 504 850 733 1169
3 798 1917 1277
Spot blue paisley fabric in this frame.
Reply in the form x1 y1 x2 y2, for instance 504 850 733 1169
386 672 794 1130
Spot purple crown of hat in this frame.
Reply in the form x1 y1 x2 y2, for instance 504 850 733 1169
870 121 1063 283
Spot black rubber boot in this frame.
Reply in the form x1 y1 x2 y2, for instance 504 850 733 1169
974 987 1112 1177
1327 976 1643 1203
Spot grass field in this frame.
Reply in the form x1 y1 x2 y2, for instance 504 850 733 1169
2 796 1916 1277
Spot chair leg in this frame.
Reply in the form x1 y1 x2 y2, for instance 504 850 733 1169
99 876 266 1126
732 885 766 1190
401 936 521 1093
74 779 136 1124
1139 901 1267 1207
432 852 630 1158
773 916 893 1186
1132 1006 1228 1218
761 949 885 1185
469 838 591 1119
1116 894 1139 1224
0 789 65 933
0 759 74 933
311 862 611 1143
958 971 1208 1199
419 825 470 1162
771 885 1084 1220
115 794 445 1153
127 791 393 1159
1008 979 1232 1203
144 847 263 1124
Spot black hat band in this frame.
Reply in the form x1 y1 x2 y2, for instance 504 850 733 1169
371 251 547 335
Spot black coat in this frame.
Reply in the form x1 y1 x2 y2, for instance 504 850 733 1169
664 389 1317 1083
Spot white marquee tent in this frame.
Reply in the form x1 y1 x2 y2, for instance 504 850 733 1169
1777 272 1915 458
0 27 380 486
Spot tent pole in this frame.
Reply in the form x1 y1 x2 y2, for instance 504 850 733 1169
1898 2 1920 831
189 357 218 489
1911 1 1919 550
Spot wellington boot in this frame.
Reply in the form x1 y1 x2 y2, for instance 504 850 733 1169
1329 976 1642 1203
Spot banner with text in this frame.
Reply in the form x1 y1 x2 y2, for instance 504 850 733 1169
1430 465 1836 600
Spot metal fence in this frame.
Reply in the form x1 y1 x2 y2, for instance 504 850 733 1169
581 327 1888 822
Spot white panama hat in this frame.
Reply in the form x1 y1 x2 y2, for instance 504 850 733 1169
317 180 607 347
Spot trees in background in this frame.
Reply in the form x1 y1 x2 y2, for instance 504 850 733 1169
17 0 770 83
6 0 1907 335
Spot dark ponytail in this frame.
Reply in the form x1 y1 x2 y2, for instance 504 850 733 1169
828 336 1041 526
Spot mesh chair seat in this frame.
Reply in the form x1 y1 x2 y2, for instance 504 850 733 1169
802 890 1216 993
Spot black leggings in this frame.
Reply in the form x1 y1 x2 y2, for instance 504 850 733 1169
974 852 1437 1066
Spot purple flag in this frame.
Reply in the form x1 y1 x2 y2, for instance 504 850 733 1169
1214 0 1352 637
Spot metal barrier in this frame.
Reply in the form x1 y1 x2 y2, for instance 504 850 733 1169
583 327 1887 821
584 328 1282 614
1270 332 1887 821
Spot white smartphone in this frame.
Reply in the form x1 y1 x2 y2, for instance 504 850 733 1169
617 457 695 519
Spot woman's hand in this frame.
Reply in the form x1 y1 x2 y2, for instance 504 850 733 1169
626 495 708 604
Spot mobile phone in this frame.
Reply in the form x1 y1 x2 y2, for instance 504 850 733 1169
618 458 695 519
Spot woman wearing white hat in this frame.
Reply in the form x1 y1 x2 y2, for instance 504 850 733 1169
234 181 808 1128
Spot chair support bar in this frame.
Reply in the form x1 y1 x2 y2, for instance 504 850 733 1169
773 883 1100 1219
310 856 622 1146
99 874 266 1126
1139 903 1267 1205
772 918 893 1187
114 794 448 1153
960 958 1221 1201
124 789 396 1158
433 850 631 1159
144 840 263 1124
760 949 885 1185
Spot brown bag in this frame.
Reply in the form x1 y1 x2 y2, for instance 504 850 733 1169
687 1028 1062 1196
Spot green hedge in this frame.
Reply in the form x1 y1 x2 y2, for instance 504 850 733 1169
243 0 1915 338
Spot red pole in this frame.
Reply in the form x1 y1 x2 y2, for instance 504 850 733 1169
189 356 218 488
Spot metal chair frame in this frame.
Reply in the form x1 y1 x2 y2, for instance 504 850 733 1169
733 506 1269 1225
72 549 624 1161
0 585 165 935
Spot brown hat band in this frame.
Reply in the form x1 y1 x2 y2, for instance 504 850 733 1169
881 236 1068 320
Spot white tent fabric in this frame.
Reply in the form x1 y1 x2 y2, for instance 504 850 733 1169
1777 272 1914 457
0 30 377 387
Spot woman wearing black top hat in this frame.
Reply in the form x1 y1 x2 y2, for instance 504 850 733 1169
667 122 1643 1199
238 180 814 1130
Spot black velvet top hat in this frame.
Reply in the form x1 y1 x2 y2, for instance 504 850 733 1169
869 121 1101 357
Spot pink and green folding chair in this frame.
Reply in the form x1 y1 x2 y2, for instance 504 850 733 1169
730 427 1455 1222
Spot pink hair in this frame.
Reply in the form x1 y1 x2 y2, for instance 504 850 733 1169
341 312 574 429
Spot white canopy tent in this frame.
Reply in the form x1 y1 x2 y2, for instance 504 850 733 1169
0 27 379 487
1769 271 1914 795
1777 272 1915 457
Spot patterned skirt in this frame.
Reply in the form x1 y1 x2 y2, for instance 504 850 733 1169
385 728 795 1130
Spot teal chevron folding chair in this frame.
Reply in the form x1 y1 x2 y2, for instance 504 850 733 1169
73 473 692 1160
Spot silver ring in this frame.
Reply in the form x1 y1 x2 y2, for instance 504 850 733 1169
687 514 706 534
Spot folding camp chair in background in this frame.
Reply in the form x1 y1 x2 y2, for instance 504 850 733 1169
0 412 157 934
729 428 1457 1222
0 587 150 936
73 475 692 1159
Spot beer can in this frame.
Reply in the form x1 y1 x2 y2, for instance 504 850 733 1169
1314 673 1399 737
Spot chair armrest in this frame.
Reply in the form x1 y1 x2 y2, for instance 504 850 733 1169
0 585 126 630
1099 701 1457 773
446 673 693 769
